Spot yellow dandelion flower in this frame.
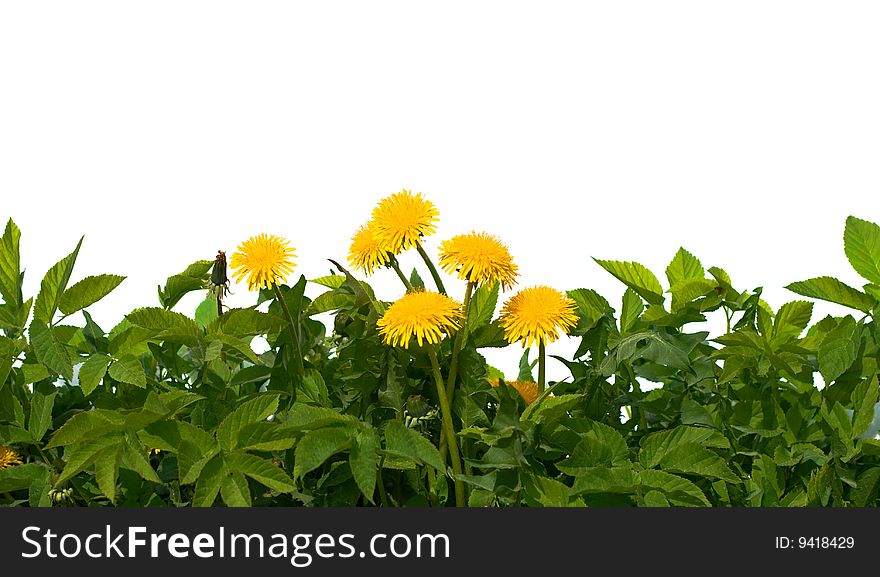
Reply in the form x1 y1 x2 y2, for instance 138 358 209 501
377 290 462 348
438 231 519 290
230 233 296 291
0 445 22 470
371 189 439 253
348 223 393 275
498 286 578 348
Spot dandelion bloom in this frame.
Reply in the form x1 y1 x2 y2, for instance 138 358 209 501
438 231 518 290
348 223 392 275
498 286 578 348
489 379 539 405
371 189 439 253
377 290 462 348
230 233 296 291
0 446 22 470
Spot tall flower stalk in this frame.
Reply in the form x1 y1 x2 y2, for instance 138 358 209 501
376 289 466 506
230 233 304 375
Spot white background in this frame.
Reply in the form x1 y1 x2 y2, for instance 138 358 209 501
2 2 878 383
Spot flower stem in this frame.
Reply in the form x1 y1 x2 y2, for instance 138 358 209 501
388 255 414 292
538 342 546 394
416 242 446 295
273 283 306 377
439 281 474 465
427 346 466 507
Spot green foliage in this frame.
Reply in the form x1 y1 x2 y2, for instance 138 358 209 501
2 215 880 508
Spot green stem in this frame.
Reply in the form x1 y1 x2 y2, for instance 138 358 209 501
388 255 414 292
439 281 474 465
416 242 446 295
427 346 466 507
538 342 546 394
273 283 306 377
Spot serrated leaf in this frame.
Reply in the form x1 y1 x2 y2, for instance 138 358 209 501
306 291 356 316
29 321 73 380
56 436 121 484
773 301 813 342
284 403 357 431
94 443 122 503
652 443 739 483
158 260 213 310
126 307 201 342
0 336 13 393
178 438 220 485
566 288 612 335
235 422 299 452
570 466 635 496
225 452 296 493
620 288 643 333
108 355 147 388
638 469 710 506
851 377 879 438
78 354 112 396
309 274 345 289
210 308 284 337
522 394 582 426
47 409 126 448
383 420 445 471
217 393 281 451
666 247 704 287
33 237 83 323
28 384 57 442
0 219 23 311
669 278 716 312
194 297 219 328
350 429 380 503
844 216 880 284
818 316 858 384
0 463 51 493
468 282 499 331
121 434 161 483
58 274 125 315
593 259 664 305
639 425 729 469
192 454 226 507
293 426 356 479
220 471 252 507
785 276 876 313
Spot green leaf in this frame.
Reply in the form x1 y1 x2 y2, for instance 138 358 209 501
566 288 612 334
121 434 161 483
194 297 219 328
192 454 226 507
620 288 643 333
56 436 120 484
235 422 299 452
210 308 284 337
651 443 739 483
844 216 880 284
309 274 345 289
409 268 425 290
522 394 582 426
0 463 51 493
785 276 876 313
94 443 122 503
669 278 716 312
852 467 880 507
28 383 57 442
772 301 813 342
217 393 281 452
665 247 704 287
178 439 220 485
158 260 213 310
225 452 296 493
350 429 380 502
0 336 15 392
21 363 50 385
818 316 859 384
47 409 126 448
383 420 445 471
284 403 356 431
517 348 535 382
293 426 356 479
0 219 23 311
306 292 356 316
58 274 125 315
108 355 147 388
33 237 83 323
570 466 635 496
639 425 729 469
638 469 710 506
851 377 879 438
298 369 330 407
126 307 201 341
220 471 252 507
78 354 112 396
593 259 664 305
29 321 73 380
468 282 499 331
